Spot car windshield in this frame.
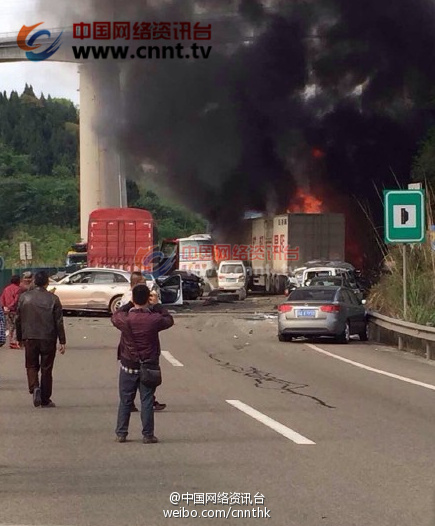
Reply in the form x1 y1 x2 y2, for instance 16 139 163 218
311 278 342 286
221 265 243 274
305 270 332 281
66 254 87 264
289 288 336 302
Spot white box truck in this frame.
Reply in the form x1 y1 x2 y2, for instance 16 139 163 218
244 213 345 294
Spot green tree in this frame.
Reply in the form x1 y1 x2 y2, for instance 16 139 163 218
0 176 79 233
0 142 33 177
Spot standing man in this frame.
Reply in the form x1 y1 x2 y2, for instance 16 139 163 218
112 284 174 443
16 271 66 408
119 271 166 411
20 271 34 292
0 275 21 349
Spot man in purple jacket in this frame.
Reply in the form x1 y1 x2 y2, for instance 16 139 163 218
111 284 174 444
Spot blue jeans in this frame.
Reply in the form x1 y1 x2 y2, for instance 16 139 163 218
116 368 156 438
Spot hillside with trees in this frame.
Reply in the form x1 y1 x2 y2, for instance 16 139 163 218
0 85 206 267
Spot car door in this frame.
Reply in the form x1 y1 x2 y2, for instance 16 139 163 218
156 275 183 305
346 289 366 331
53 270 95 309
340 289 363 333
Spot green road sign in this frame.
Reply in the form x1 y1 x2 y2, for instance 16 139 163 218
384 189 425 244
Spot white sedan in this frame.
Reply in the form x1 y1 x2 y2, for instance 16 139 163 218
49 268 182 313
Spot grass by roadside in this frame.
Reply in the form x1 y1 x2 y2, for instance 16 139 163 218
368 241 435 324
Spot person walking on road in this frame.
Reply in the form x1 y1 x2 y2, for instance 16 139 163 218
0 275 21 349
112 284 174 444
16 271 66 408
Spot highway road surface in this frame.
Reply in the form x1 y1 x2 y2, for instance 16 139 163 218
1 311 435 526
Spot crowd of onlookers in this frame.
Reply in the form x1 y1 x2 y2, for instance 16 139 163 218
0 270 175 444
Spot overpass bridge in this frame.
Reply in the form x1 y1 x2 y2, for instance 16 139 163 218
0 15 251 238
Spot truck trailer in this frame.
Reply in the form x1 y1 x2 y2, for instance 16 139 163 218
87 208 155 271
240 213 345 294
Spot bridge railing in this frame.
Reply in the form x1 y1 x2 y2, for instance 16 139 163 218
0 28 66 45
368 311 435 360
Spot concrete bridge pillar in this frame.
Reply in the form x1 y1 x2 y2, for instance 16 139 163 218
79 63 127 240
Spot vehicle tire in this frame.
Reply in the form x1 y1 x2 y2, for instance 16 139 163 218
109 295 123 314
337 321 350 344
278 334 292 342
359 322 369 342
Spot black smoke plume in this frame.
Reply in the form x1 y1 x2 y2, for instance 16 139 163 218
38 0 435 264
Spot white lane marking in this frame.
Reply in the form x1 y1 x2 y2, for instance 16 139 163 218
305 343 435 391
161 350 184 367
226 399 315 445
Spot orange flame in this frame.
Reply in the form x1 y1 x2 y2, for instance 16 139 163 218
287 188 323 213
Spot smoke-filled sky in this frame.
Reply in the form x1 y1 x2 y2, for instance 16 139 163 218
33 0 435 255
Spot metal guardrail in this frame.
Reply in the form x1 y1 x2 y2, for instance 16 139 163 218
368 311 435 360
0 28 66 44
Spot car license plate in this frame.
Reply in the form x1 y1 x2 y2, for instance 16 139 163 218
297 309 315 318
226 278 237 282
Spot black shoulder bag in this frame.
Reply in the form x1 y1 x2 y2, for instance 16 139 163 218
126 316 162 388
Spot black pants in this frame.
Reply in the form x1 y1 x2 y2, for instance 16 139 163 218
24 339 56 405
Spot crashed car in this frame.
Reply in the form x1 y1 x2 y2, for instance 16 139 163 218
169 270 204 300
49 267 182 313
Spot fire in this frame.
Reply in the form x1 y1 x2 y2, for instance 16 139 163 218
287 188 323 213
312 147 325 159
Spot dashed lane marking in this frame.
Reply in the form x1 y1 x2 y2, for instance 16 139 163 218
226 399 315 445
162 350 184 367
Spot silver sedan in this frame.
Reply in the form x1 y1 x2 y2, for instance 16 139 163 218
277 286 368 343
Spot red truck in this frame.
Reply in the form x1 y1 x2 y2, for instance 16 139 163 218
87 208 156 271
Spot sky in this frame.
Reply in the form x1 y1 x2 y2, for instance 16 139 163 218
1 0 79 104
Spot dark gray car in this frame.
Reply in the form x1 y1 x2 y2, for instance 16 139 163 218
278 286 368 343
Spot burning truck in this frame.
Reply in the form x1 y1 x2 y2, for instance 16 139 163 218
214 212 346 295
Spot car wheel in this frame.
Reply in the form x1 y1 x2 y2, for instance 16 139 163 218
337 321 350 344
359 322 369 341
278 334 292 342
109 295 123 314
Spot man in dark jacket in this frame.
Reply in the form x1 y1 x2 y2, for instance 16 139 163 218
112 284 174 444
16 271 66 408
